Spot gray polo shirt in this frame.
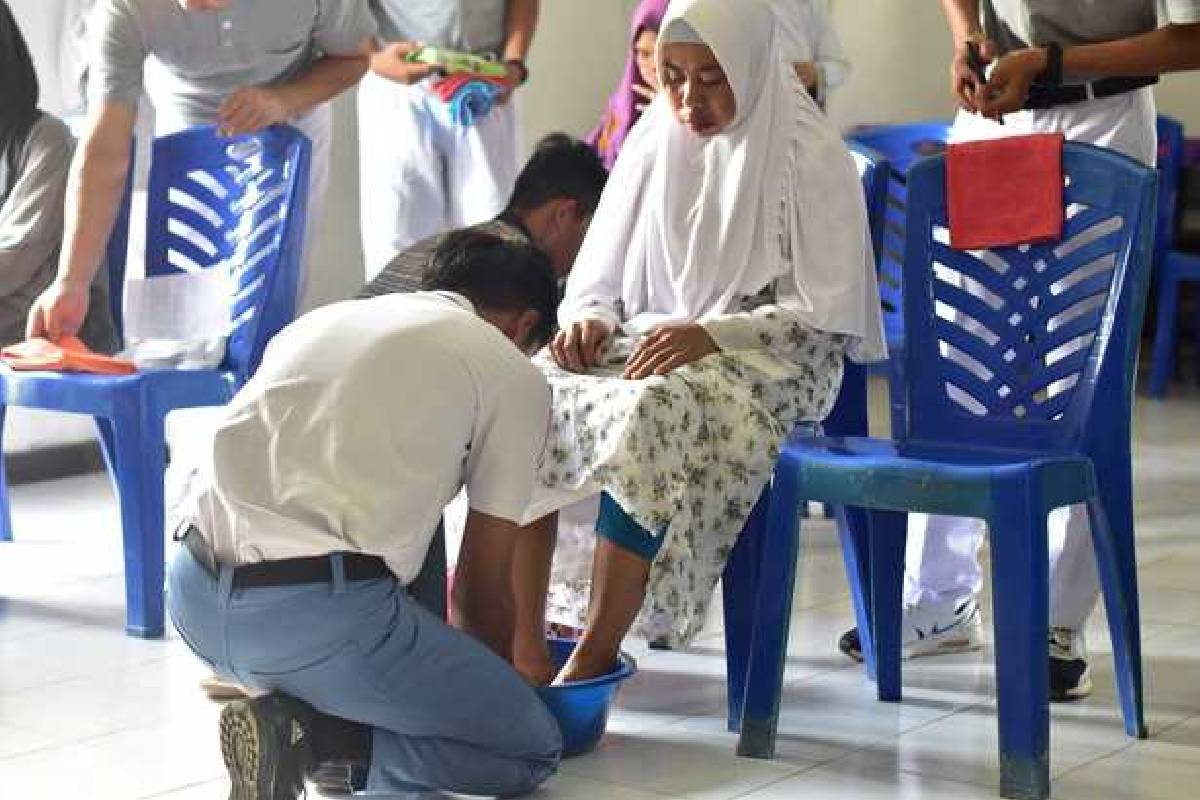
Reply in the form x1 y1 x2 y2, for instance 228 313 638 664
370 0 507 55
89 0 375 128
983 0 1200 54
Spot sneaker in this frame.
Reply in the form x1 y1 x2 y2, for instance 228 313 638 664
219 694 314 800
838 599 985 662
201 674 251 702
1049 627 1092 701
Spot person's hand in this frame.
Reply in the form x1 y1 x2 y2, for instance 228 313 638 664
976 47 1049 120
550 319 613 373
217 86 290 136
632 81 657 113
26 279 91 342
793 61 819 91
496 60 526 105
950 36 998 112
623 324 719 380
372 41 437 85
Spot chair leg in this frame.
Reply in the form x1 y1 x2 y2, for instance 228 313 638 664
836 505 877 679
104 408 167 638
737 462 805 759
0 405 13 543
988 480 1051 800
1147 270 1180 398
723 491 768 733
867 509 907 702
1086 474 1147 738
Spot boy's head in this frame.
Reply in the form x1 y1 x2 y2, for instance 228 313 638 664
506 134 608 278
423 230 559 353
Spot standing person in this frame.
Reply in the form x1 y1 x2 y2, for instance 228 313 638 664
588 0 670 171
358 0 539 278
25 0 376 343
169 231 563 799
775 0 850 108
837 0 1200 702
0 0 114 350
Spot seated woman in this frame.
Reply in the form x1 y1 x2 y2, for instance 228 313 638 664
0 0 114 351
493 0 885 685
588 0 670 170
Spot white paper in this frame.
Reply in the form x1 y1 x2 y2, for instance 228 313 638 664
123 266 232 342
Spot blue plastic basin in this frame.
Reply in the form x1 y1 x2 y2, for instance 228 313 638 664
534 638 637 757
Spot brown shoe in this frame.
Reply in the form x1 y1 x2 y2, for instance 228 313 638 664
201 674 250 702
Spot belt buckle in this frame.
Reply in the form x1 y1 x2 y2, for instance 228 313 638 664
1084 82 1096 101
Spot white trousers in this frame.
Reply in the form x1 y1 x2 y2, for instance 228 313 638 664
903 88 1157 630
356 71 522 280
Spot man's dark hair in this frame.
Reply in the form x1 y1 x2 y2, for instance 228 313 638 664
506 133 608 217
422 230 559 347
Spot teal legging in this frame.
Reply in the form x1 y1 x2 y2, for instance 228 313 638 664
595 492 665 561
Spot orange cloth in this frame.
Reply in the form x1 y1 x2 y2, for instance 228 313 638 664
1 336 136 375
946 133 1065 250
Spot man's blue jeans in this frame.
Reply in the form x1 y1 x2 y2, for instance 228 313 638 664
167 545 562 796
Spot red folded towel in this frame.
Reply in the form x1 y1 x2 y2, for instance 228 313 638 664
1 336 136 375
946 133 1065 250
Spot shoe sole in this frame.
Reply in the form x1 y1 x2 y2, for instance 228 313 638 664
904 633 984 660
220 702 266 800
1051 668 1093 702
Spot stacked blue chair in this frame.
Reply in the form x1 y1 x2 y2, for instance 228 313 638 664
1147 115 1200 397
721 142 891 732
734 143 1157 800
0 125 311 637
846 122 952 433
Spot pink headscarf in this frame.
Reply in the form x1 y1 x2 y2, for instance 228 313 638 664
587 0 670 171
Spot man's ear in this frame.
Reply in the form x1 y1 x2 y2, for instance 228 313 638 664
514 308 544 352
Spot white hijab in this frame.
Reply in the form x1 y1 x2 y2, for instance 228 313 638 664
560 0 885 363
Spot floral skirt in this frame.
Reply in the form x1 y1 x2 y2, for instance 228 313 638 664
525 335 846 647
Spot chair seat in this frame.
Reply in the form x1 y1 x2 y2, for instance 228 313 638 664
780 433 1095 519
0 366 235 417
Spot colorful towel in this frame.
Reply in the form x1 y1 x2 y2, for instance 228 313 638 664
431 74 508 127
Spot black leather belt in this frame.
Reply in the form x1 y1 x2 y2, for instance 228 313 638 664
181 526 392 589
1024 76 1158 110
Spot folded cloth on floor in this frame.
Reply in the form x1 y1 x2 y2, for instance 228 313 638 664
431 75 508 126
1 336 137 375
946 133 1065 250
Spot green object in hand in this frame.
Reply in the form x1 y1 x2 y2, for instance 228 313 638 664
405 46 508 79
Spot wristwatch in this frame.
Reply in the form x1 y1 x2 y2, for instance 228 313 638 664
1037 42 1064 87
504 58 530 86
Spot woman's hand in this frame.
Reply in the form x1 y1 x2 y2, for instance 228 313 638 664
623 324 719 380
550 319 613 373
792 61 819 91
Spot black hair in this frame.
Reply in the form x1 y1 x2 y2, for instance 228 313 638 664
422 230 559 347
0 0 40 170
506 133 608 217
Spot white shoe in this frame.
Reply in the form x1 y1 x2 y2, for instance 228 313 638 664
902 598 985 659
837 599 984 662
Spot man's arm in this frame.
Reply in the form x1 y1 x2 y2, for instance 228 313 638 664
27 102 136 341
218 41 372 136
453 509 521 659
499 0 539 101
938 0 997 112
979 23 1200 118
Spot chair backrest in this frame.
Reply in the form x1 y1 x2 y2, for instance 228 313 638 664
143 124 311 385
1155 115 1185 260
900 143 1157 460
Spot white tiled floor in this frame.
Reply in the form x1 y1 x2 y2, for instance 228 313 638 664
1 385 1199 799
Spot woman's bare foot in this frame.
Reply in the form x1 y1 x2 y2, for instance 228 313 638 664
553 644 618 685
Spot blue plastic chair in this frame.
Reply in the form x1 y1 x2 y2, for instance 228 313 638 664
846 122 953 432
1147 116 1200 397
721 142 891 732
0 125 311 637
733 143 1157 800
